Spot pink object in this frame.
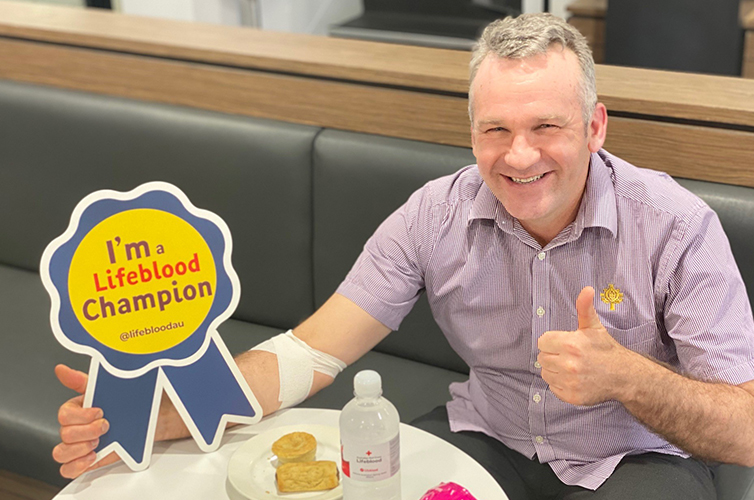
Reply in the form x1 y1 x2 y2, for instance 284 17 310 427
419 482 478 500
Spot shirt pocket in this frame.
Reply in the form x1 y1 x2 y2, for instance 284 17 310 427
606 320 666 359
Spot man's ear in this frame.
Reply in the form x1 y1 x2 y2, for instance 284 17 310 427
470 123 478 158
587 102 608 153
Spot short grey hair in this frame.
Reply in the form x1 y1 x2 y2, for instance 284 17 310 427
468 13 597 125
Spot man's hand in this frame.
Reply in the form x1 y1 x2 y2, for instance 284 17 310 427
537 286 640 406
52 365 119 478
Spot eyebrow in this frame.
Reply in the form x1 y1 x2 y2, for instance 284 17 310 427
476 120 507 128
476 115 564 127
536 115 562 122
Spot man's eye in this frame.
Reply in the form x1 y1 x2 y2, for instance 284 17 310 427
486 127 506 133
538 124 558 130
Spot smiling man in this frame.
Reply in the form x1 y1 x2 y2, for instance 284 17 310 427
53 13 754 500
336 14 754 499
470 40 604 248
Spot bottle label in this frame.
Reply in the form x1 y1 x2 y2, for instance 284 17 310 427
341 435 400 482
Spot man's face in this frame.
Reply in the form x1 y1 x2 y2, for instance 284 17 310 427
470 47 607 245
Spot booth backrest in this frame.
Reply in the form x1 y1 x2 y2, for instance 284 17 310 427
312 129 475 372
1 80 753 379
0 81 319 329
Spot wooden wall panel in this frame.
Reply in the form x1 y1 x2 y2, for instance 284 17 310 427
605 118 754 188
1 2 754 128
744 31 754 79
0 38 471 148
2 37 753 188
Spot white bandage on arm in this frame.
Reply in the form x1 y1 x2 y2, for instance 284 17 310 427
250 330 347 409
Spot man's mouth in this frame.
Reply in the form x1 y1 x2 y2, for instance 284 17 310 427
509 173 545 184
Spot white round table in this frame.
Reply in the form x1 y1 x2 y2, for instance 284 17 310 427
55 408 509 500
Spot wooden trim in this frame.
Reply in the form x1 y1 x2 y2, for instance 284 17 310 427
744 31 754 79
605 117 754 188
0 38 471 147
741 0 754 28
1 37 752 189
1 2 754 128
0 1 470 94
596 65 754 129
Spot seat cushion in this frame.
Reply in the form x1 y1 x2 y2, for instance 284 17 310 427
0 264 90 487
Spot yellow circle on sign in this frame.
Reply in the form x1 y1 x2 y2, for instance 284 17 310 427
69 209 216 355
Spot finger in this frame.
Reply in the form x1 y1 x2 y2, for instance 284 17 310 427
576 286 602 330
60 418 109 444
58 398 104 426
55 364 89 394
52 439 99 464
540 368 563 390
59 451 97 479
60 451 119 479
537 352 560 372
537 330 568 353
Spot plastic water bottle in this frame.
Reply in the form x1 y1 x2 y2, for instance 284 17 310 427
340 370 401 500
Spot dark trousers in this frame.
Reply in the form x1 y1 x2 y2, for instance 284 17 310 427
409 406 716 500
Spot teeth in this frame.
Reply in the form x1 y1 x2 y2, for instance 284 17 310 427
510 174 544 184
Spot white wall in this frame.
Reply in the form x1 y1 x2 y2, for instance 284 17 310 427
120 0 242 25
549 0 575 20
258 0 362 35
118 0 362 32
117 0 573 31
10 0 83 6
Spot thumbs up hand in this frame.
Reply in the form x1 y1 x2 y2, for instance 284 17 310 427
537 286 639 406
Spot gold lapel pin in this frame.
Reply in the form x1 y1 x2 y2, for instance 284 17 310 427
600 284 623 311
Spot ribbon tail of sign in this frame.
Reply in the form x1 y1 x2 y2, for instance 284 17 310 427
161 334 262 451
85 359 162 470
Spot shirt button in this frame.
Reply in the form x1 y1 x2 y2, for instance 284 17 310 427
538 252 546 260
533 393 542 403
536 306 545 317
535 436 545 444
534 361 542 369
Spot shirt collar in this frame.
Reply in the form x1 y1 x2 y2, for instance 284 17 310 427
468 177 513 233
468 151 617 239
574 151 617 239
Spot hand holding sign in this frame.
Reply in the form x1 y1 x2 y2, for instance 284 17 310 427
42 182 263 471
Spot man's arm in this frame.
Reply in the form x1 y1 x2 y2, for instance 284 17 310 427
53 293 390 478
538 286 754 467
618 357 754 466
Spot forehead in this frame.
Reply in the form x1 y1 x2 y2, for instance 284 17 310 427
471 47 582 119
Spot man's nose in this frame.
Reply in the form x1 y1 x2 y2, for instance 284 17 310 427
504 134 540 170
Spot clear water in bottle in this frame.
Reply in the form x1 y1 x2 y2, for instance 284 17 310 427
339 370 401 500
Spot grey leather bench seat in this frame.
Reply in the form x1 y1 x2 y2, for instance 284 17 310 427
0 81 471 488
0 80 752 499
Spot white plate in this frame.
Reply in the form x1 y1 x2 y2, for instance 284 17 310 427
227 424 343 500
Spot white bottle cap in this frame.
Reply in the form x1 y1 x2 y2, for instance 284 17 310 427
354 370 382 398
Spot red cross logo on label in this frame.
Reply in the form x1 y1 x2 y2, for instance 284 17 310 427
366 450 372 456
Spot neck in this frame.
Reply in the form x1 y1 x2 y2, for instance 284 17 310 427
520 192 584 248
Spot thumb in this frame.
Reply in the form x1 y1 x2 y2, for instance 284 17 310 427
576 286 602 330
55 364 88 395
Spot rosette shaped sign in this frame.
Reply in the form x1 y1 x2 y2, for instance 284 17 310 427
41 182 263 471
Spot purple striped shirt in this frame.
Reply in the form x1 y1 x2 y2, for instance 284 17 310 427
336 150 754 490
